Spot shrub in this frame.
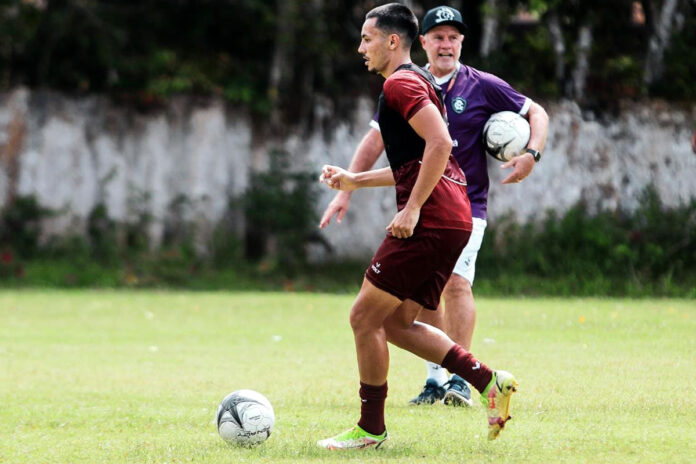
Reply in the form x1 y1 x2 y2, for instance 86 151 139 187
243 149 319 274
478 187 696 296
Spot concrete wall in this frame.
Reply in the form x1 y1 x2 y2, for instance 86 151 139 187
1 87 694 260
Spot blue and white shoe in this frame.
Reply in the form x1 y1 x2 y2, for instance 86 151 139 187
443 375 474 407
409 378 445 405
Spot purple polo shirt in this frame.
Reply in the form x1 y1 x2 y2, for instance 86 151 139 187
372 64 530 220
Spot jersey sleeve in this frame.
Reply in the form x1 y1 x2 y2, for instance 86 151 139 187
370 110 380 131
480 72 530 115
383 73 435 121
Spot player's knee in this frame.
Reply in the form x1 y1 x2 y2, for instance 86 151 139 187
349 305 378 335
348 309 362 333
445 275 472 299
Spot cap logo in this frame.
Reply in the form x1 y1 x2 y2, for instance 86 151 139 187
435 7 455 23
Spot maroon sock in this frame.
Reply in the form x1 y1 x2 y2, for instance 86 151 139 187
357 381 387 436
440 344 494 394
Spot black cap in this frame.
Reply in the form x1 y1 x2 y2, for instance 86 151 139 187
421 6 467 35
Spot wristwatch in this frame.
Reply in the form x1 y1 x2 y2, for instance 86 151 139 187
525 148 541 162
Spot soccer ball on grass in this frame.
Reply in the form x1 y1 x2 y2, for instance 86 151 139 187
216 389 275 447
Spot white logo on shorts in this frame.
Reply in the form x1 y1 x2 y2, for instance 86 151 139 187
371 262 382 274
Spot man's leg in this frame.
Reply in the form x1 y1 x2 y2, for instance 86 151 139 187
442 274 476 350
318 279 402 450
441 274 476 406
409 306 449 404
409 271 477 408
384 303 518 441
349 278 402 386
411 218 486 406
444 217 486 351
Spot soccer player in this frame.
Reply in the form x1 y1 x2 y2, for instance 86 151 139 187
316 3 517 450
320 5 549 407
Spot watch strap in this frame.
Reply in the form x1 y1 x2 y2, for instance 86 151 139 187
525 148 541 162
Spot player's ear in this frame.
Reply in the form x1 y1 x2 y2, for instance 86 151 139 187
388 33 399 50
419 34 426 48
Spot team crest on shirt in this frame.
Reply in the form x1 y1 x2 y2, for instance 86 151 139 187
435 7 456 22
451 97 467 114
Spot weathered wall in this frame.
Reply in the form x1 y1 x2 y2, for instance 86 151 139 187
1 87 695 260
0 88 253 254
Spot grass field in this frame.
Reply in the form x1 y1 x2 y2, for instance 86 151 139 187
1 290 694 463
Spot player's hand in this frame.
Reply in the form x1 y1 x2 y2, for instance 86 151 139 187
319 165 359 192
386 206 420 239
319 190 351 229
501 152 535 184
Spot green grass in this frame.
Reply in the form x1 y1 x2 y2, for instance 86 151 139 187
1 291 694 463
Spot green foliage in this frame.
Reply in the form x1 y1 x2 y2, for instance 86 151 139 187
1 0 693 122
650 4 696 100
593 54 644 99
0 196 52 259
86 203 118 264
243 150 320 273
2 187 694 296
478 22 560 99
1 0 276 108
478 187 696 296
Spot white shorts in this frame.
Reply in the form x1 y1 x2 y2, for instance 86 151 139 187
451 217 487 286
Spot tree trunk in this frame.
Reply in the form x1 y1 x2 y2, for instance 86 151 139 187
546 12 566 92
268 0 298 132
480 0 500 57
571 24 592 101
0 89 28 206
643 0 681 85
298 0 330 129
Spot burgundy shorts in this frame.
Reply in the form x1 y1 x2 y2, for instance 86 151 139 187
365 227 471 311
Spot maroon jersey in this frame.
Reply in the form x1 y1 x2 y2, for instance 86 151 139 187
379 66 472 231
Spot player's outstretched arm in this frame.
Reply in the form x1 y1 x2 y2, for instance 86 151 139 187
319 128 385 228
320 165 394 192
501 102 549 184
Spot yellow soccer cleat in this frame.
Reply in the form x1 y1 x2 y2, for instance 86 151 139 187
480 370 518 440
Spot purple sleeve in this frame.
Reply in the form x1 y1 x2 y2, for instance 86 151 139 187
480 72 528 114
370 110 379 131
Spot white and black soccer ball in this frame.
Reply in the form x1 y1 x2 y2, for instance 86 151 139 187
216 389 275 447
482 111 531 162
